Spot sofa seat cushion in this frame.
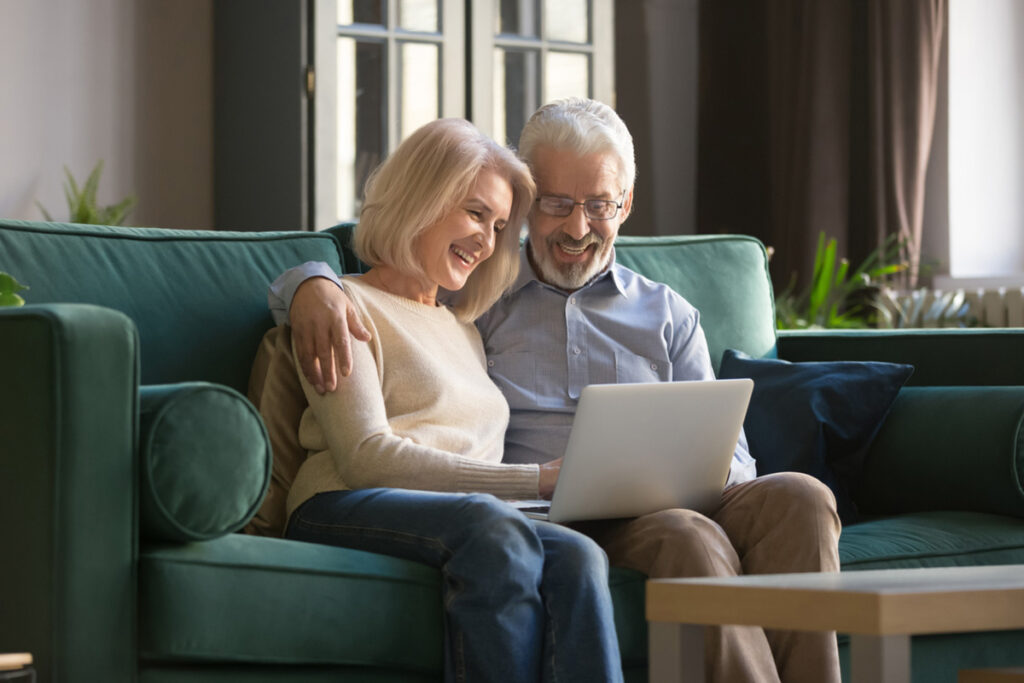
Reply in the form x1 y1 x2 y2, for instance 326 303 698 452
140 535 649 671
139 534 444 672
840 511 1024 570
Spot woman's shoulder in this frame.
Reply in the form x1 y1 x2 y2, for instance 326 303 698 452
334 275 378 326
345 276 464 327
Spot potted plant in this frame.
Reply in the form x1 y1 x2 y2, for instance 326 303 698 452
37 160 137 226
773 232 905 329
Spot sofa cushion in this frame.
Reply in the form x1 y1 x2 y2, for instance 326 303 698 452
0 220 343 394
840 511 1024 570
858 386 1024 518
719 349 913 523
139 535 444 671
139 535 649 671
140 383 271 542
598 235 778 374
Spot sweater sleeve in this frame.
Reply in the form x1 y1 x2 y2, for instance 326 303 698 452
293 305 541 500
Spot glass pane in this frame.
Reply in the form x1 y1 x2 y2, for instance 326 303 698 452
337 0 384 26
544 51 589 103
497 0 539 37
544 0 588 43
337 37 385 220
400 42 440 141
493 48 540 147
398 0 438 32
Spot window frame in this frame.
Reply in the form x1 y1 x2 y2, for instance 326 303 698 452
313 0 465 228
469 0 615 141
313 0 614 228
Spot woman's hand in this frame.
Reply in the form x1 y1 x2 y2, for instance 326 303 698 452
538 458 563 500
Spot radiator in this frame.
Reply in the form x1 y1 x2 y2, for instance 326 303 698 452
879 286 1024 328
964 287 1024 327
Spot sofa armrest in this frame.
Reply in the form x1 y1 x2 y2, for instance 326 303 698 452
777 328 1024 386
0 304 138 682
857 386 1024 518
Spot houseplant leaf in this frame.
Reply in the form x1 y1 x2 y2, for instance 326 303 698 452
0 271 29 307
100 195 139 226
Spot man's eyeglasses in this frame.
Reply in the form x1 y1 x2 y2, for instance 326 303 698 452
535 192 625 221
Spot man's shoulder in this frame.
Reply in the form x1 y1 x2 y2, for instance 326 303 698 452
611 262 696 310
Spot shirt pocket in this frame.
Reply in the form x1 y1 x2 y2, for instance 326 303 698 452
614 350 671 383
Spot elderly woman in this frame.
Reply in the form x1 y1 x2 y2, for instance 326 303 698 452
283 118 623 683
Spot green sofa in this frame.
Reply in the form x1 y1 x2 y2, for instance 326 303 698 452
2 219 1023 682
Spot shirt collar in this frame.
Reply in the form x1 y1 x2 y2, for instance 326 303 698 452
511 240 629 298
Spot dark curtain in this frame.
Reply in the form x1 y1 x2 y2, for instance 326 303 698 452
697 0 945 292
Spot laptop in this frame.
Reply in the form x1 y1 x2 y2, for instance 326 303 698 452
513 378 753 523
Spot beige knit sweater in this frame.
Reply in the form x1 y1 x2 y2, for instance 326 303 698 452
286 276 541 519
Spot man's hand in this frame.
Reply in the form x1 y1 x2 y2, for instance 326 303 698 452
291 277 371 393
538 458 563 500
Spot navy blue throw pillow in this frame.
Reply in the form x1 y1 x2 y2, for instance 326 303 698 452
718 349 913 524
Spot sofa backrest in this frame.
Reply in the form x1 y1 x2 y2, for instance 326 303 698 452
0 220 343 394
614 235 778 373
323 226 779 373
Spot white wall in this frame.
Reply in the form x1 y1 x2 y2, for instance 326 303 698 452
948 0 1024 278
0 0 213 228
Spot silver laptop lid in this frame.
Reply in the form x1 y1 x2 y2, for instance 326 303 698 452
547 378 753 523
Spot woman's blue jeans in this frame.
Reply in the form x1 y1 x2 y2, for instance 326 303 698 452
286 488 623 683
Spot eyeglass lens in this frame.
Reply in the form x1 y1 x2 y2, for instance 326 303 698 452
538 196 619 219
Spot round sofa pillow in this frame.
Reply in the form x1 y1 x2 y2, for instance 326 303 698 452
139 382 271 542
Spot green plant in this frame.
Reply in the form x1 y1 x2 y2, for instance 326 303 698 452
36 160 137 226
774 232 906 329
0 271 29 307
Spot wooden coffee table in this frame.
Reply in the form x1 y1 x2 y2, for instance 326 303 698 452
0 654 34 682
646 564 1024 683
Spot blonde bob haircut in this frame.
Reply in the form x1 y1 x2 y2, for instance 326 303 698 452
518 97 636 197
354 118 535 322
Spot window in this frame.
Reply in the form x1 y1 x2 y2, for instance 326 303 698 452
471 0 615 147
313 0 466 227
946 0 1024 281
313 0 614 227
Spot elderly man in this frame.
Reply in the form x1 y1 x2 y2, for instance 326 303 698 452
269 98 841 683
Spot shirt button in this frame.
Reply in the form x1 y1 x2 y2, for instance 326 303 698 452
573 347 581 355
487 360 495 367
570 297 577 305
650 363 658 371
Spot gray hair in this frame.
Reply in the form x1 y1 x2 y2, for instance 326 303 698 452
517 97 636 191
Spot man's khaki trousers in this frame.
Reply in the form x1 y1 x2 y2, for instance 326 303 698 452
574 472 842 683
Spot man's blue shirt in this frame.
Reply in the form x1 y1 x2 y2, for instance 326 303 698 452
477 244 756 485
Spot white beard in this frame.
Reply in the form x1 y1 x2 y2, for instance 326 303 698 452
529 236 611 290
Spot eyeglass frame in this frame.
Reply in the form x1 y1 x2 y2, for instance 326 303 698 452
534 191 627 221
